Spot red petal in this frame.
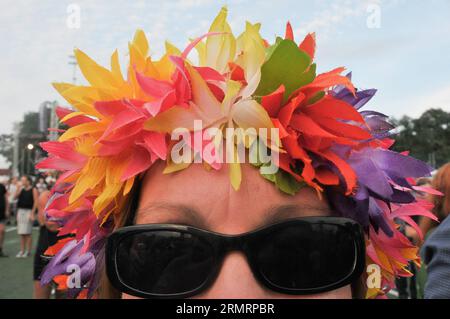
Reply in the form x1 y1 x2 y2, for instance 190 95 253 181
303 96 365 123
207 83 225 102
290 113 337 139
285 22 294 40
281 135 315 183
306 67 355 94
271 118 289 139
278 92 305 127
299 33 316 60
313 117 372 140
261 85 285 117
228 62 246 83
316 149 357 194
315 169 339 185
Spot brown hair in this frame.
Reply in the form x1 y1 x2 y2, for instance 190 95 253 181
98 178 142 299
430 162 450 221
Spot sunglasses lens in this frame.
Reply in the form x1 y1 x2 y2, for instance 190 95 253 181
253 222 358 291
115 230 215 296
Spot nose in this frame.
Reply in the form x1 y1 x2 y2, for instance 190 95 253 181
195 251 269 299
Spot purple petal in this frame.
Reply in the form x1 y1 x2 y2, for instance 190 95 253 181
349 155 393 199
368 197 393 237
371 148 433 178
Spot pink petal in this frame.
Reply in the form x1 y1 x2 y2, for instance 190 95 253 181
194 66 225 82
135 71 173 98
36 156 82 171
144 89 177 116
181 31 224 59
169 55 191 102
142 132 167 160
121 146 153 181
412 185 443 196
95 100 127 117
56 107 95 126
40 141 86 163
99 109 144 141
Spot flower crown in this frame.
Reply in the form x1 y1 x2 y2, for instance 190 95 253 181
37 7 438 299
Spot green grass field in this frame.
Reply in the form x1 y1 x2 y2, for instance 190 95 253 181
0 226 39 298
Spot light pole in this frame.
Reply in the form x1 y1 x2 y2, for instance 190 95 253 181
25 144 34 175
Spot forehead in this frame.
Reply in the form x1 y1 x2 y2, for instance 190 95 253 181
136 161 331 234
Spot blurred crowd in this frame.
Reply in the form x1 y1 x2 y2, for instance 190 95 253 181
0 173 60 298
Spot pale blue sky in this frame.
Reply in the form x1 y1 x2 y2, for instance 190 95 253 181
1 0 450 138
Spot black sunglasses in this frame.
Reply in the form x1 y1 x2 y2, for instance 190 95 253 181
105 217 365 298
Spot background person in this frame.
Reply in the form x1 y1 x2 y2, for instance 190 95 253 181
14 175 38 258
33 186 59 298
7 177 19 225
34 176 48 195
0 180 9 257
422 162 450 298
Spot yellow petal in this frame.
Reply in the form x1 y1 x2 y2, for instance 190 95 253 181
153 54 175 81
221 80 241 114
52 83 103 118
374 246 394 274
165 41 182 56
163 159 192 174
236 22 265 92
231 99 274 131
111 49 124 83
74 136 100 157
69 158 106 204
59 122 104 142
74 49 119 88
205 6 236 72
123 176 135 196
93 182 122 216
194 39 207 66
187 63 224 117
60 111 86 123
228 145 242 190
132 29 149 58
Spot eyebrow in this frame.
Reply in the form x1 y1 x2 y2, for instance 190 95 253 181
135 202 331 230
135 202 208 229
262 204 331 227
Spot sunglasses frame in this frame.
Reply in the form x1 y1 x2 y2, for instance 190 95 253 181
105 217 366 299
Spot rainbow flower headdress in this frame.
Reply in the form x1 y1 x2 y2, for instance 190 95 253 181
37 8 438 298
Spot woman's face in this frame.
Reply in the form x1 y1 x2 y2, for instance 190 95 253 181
21 176 29 187
124 161 352 299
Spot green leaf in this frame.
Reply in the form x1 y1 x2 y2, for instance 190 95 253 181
255 39 313 101
249 138 304 195
265 36 283 60
261 169 304 195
